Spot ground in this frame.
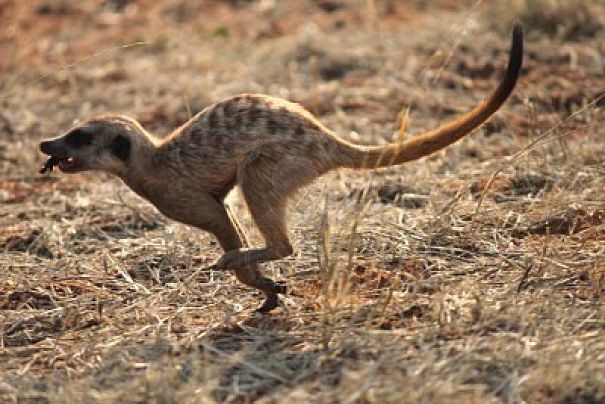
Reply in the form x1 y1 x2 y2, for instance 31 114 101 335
1 0 604 402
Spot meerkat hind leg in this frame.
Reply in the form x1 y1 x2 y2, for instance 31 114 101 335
214 156 297 310
224 205 287 313
215 152 296 266
213 193 294 271
193 196 285 312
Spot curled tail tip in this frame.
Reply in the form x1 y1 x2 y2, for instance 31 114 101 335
510 22 524 66
512 21 524 37
503 22 524 90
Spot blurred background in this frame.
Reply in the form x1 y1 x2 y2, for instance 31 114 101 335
2 0 603 150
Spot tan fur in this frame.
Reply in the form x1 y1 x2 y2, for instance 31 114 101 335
40 25 523 312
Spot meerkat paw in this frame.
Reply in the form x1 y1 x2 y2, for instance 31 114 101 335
254 280 287 313
255 293 280 313
274 280 287 294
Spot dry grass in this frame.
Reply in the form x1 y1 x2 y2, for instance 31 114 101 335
1 0 604 402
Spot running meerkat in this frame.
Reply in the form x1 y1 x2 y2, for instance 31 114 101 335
40 24 523 312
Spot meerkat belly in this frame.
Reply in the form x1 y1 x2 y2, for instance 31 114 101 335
148 184 215 224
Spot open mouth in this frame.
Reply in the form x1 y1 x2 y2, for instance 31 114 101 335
39 156 81 174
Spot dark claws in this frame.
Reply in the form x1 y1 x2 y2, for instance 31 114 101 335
255 280 287 313
256 293 279 313
274 280 287 295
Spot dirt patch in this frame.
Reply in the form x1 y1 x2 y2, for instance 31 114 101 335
347 183 430 209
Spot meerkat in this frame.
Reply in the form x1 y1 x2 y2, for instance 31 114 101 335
39 24 523 312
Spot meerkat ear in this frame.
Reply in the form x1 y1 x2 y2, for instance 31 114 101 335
110 135 131 161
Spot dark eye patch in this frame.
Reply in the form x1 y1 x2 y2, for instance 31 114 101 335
65 129 93 148
110 135 131 161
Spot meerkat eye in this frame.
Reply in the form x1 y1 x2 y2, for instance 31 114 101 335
65 129 93 148
110 135 131 161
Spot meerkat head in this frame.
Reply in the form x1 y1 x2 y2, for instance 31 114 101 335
39 115 152 176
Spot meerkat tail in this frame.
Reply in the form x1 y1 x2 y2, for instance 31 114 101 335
336 23 523 169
